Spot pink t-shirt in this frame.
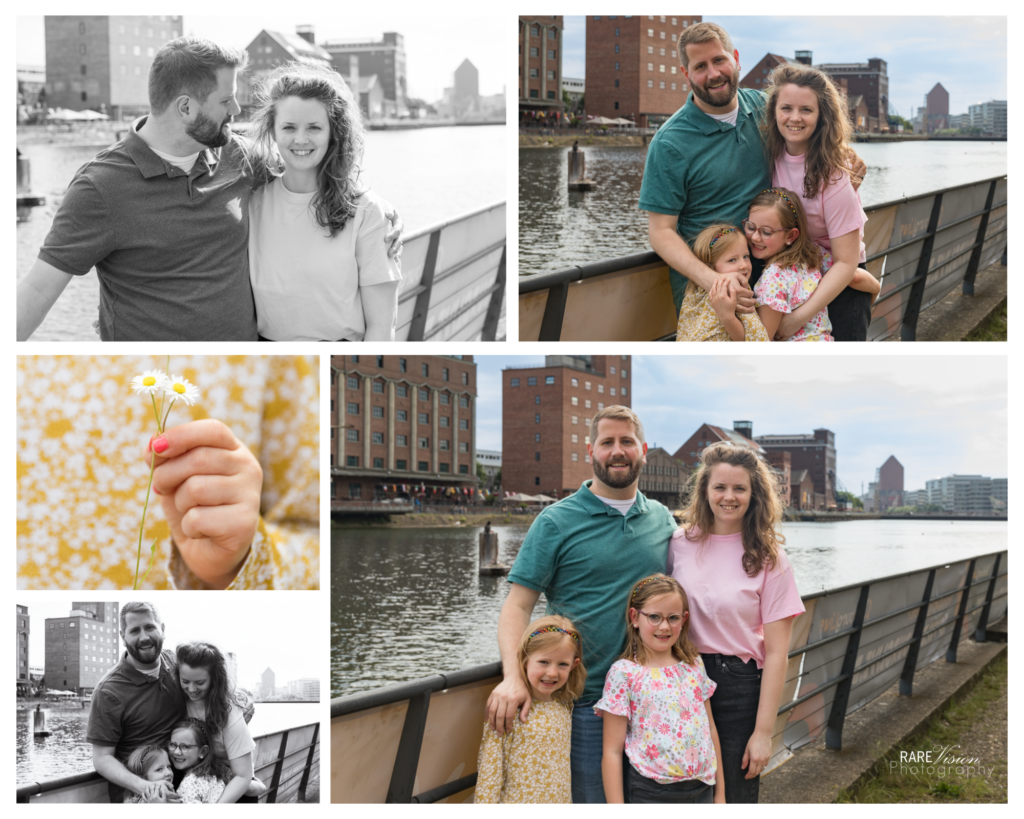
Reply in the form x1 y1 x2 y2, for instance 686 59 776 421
667 528 805 668
773 152 867 263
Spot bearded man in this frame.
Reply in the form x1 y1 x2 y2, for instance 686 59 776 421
87 602 186 803
484 405 678 803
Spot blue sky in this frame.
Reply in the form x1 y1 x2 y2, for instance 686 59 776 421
562 16 1006 120
474 355 1007 494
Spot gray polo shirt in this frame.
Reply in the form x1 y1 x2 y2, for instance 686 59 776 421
39 117 258 340
639 88 772 311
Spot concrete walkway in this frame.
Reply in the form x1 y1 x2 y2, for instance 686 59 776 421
885 259 1006 341
760 635 1007 803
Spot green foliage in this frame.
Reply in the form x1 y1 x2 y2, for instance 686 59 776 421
836 491 864 510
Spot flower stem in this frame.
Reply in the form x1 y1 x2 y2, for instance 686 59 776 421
134 452 157 590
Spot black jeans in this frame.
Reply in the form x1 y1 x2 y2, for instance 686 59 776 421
702 653 762 804
625 764 713 804
828 286 872 341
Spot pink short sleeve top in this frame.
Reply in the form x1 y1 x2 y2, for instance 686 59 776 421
668 528 805 667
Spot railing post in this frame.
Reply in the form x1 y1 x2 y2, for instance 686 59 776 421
267 728 290 804
409 229 442 341
386 689 432 803
900 192 944 341
826 584 871 750
538 280 571 341
298 721 320 802
973 553 1002 642
482 245 506 341
946 558 976 662
899 568 936 696
962 179 998 295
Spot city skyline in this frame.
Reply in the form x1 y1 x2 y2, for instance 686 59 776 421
17 14 505 101
20 598 320 689
473 355 1007 493
561 15 1006 122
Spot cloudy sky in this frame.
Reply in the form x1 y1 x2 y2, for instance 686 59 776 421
18 14 505 101
562 16 1006 120
473 354 1007 494
21 597 322 691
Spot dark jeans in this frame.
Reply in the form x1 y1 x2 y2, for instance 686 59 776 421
827 285 872 341
570 700 607 803
625 763 713 804
703 653 762 804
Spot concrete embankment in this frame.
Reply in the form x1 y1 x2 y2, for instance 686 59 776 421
761 624 1007 803
331 512 538 529
520 134 646 148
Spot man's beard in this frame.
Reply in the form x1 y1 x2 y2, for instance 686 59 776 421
126 633 164 663
593 455 643 489
692 66 740 109
186 110 231 148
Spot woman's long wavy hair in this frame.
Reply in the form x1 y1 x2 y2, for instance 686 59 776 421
248 61 365 237
760 63 855 200
619 574 698 667
679 442 785 577
169 718 234 783
175 641 246 738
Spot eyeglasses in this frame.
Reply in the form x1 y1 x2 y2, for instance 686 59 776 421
168 742 198 753
742 220 789 241
637 611 687 627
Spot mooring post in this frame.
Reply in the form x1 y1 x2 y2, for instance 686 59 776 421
568 149 585 183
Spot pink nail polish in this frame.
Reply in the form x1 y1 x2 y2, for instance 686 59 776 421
152 435 169 454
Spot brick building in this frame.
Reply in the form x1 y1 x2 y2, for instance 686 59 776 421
755 428 837 510
17 605 30 695
672 421 766 471
454 58 480 117
44 15 182 118
322 32 407 117
816 57 888 132
238 28 333 109
44 602 120 696
739 52 792 91
766 450 792 508
585 15 701 127
330 355 478 505
875 455 904 512
502 355 632 497
638 446 689 509
519 16 564 127
925 82 949 133
790 470 815 511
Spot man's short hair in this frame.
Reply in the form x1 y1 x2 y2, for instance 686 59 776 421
678 22 735 71
120 601 162 634
148 37 248 114
589 405 646 447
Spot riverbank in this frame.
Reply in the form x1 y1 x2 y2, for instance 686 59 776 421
520 133 645 148
332 511 538 528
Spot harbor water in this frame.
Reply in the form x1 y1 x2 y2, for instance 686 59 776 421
331 518 1007 696
518 140 1008 275
16 701 319 785
16 124 505 341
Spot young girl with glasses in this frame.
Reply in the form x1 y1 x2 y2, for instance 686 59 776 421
596 574 724 804
744 188 879 341
475 616 586 803
167 718 235 803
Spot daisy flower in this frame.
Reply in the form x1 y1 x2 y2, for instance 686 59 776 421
130 369 168 396
164 374 200 406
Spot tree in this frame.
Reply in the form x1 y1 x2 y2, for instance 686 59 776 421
476 461 488 486
835 491 863 510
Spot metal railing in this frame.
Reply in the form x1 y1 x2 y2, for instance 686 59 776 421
519 175 1007 342
330 549 1007 802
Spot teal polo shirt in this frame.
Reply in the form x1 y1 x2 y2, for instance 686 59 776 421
639 87 772 312
508 480 678 700
39 117 259 340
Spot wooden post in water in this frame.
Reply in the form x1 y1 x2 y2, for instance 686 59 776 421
33 704 51 737
17 149 45 221
479 530 509 575
567 146 596 191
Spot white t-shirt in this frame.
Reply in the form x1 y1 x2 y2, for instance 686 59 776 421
148 144 200 173
594 493 637 516
704 105 739 127
248 179 402 341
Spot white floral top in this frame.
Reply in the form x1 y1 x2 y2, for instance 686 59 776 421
17 355 320 589
595 658 718 785
178 772 226 803
474 700 573 803
676 281 771 342
754 248 834 342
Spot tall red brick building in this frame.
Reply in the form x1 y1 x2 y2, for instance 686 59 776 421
875 455 904 511
502 355 632 497
756 428 837 510
330 355 478 505
816 57 889 132
585 15 701 127
519 16 564 127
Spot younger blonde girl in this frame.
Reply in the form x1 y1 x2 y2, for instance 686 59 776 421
475 615 587 803
122 745 175 803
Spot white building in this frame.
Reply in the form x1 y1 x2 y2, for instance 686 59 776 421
562 76 584 108
477 448 502 488
287 678 320 700
924 474 1005 514
967 100 1006 137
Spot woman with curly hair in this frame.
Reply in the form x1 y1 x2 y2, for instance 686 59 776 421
246 61 402 341
667 443 805 803
760 63 877 342
176 641 263 803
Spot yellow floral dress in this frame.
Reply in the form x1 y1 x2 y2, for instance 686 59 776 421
17 355 319 590
676 281 771 342
474 700 573 803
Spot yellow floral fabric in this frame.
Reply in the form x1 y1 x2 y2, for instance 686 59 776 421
474 700 573 803
676 281 771 342
17 355 319 590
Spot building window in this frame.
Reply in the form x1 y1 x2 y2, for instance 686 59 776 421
598 384 605 394
648 80 654 88
418 461 429 472
530 68 538 78
462 372 469 385
399 358 407 373
397 409 408 422
346 430 359 442
459 442 469 453
528 377 537 386
418 412 429 424
419 388 429 401
440 416 450 427
460 395 469 408
571 378 579 387
459 464 469 474
615 44 620 53
648 62 653 71
397 435 408 447
347 402 359 414
373 457 384 468
347 456 359 467
548 70 555 80
459 418 468 430
622 387 628 396
397 459 407 470
598 403 604 410
585 399 591 409
372 432 384 445
660 31 666 39
440 393 450 405
622 368 628 378
615 62 619 70
510 378 520 387
585 455 592 463
530 47 538 57
571 396 578 406
648 28 654 37
572 434 579 443
547 91 556 99
534 452 541 461
549 28 556 39
548 50 556 59
648 46 654 54
531 25 539 36
440 440 450 451
421 363 429 377
572 415 578 425
660 81 665 89
439 463 450 473
535 433 541 442
572 453 579 462
545 375 555 385
397 385 408 397
585 381 591 390
372 406 383 418
535 477 541 486
347 376 359 389
535 395 541 405
615 27 620 35
535 414 541 424
419 437 429 448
